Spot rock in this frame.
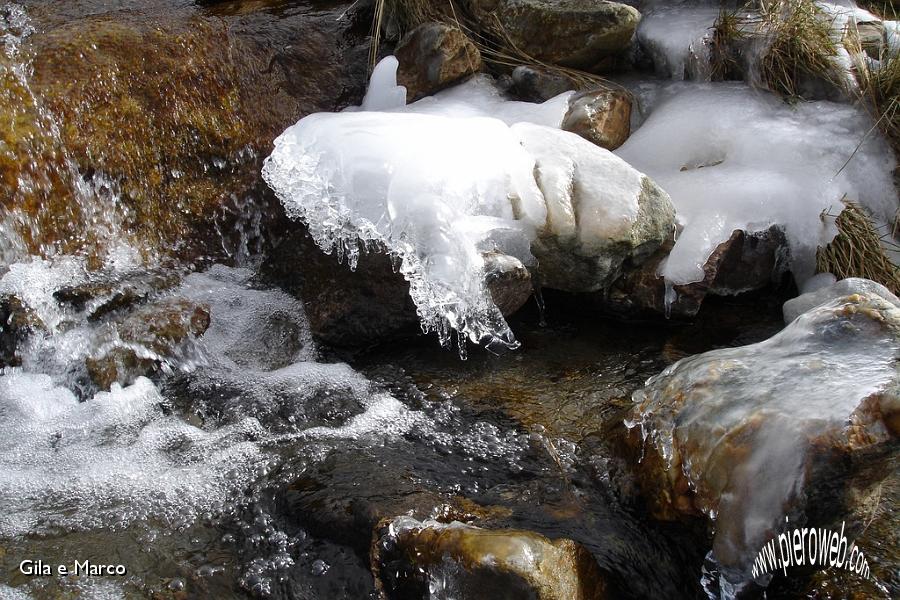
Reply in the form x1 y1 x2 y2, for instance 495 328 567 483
483 252 533 316
260 230 419 349
0 296 44 367
1 1 368 263
53 269 181 321
628 292 900 588
86 298 210 389
605 226 789 318
515 123 675 293
464 0 640 70
850 20 886 59
783 277 900 324
561 89 632 151
395 22 482 101
262 230 539 348
511 65 580 102
374 517 608 600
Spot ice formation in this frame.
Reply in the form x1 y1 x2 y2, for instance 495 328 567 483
630 292 900 590
263 56 663 353
636 6 721 80
616 81 897 287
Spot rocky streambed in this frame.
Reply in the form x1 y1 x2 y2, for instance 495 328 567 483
0 0 899 599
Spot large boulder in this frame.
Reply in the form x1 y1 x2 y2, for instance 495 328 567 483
464 0 640 70
395 22 482 101
518 123 675 292
374 517 608 600
628 291 900 590
0 1 368 264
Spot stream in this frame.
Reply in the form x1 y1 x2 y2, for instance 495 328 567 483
0 0 898 599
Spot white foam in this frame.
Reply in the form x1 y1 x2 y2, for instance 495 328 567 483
0 374 267 536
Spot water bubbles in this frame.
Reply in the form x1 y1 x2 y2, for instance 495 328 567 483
310 559 330 576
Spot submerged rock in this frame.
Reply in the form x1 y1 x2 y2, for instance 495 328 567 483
628 291 900 589
374 517 608 600
783 276 900 324
465 0 640 71
86 298 210 389
561 89 632 151
395 22 482 101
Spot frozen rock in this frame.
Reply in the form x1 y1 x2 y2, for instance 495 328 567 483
628 291 900 590
374 517 608 600
616 82 897 293
561 89 632 150
605 225 789 318
783 276 900 323
635 6 721 81
465 0 640 70
263 58 673 352
483 251 533 316
395 22 482 101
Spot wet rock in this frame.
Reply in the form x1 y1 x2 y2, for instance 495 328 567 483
464 0 640 71
374 517 608 600
53 269 181 321
783 277 900 324
260 230 419 349
627 292 900 589
605 226 789 318
483 252 533 317
0 295 43 367
86 298 210 389
561 89 632 151
511 65 580 102
1 1 368 263
262 230 537 348
395 22 482 101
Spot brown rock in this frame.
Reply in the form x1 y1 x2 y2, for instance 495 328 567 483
511 65 580 102
395 22 482 101
464 0 640 71
483 251 533 317
86 297 210 389
374 517 608 600
561 89 632 151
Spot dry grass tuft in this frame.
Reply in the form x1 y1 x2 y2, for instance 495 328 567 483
816 200 900 295
756 0 841 98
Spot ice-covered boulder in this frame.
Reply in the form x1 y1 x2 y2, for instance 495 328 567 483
783 276 900 323
464 0 640 70
628 291 900 590
263 57 673 352
617 82 897 302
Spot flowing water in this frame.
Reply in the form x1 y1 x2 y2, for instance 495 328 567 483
0 1 897 599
